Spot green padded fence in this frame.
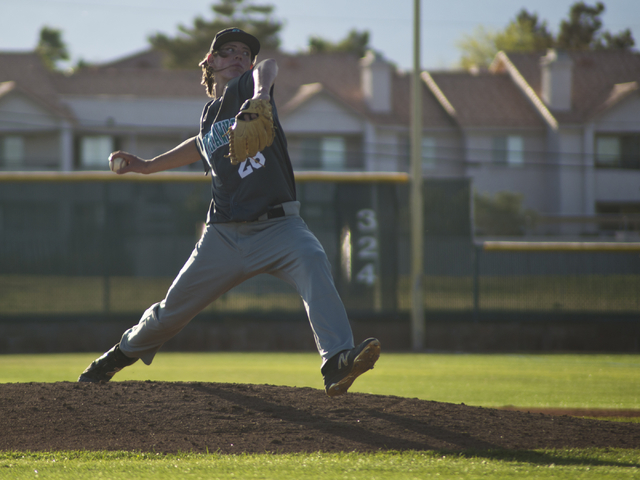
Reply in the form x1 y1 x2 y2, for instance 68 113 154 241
1 172 639 323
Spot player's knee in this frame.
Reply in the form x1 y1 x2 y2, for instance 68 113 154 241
298 247 332 276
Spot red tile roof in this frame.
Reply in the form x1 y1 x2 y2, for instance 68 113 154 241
499 50 640 123
50 68 207 98
426 70 546 128
3 47 637 132
0 52 75 121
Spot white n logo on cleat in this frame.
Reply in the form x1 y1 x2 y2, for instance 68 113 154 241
338 352 349 370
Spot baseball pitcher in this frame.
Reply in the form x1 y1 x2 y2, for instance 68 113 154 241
79 28 380 397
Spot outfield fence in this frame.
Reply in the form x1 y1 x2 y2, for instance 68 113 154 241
0 172 470 319
0 172 639 352
470 241 640 320
1 172 639 321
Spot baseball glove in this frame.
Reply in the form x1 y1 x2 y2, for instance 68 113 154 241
226 99 275 165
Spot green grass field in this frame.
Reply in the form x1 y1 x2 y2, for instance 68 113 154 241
2 449 639 479
2 352 639 409
1 352 639 478
3 274 640 314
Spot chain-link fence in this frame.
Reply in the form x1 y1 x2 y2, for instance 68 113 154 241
1 172 638 325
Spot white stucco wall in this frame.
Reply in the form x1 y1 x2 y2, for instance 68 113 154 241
464 129 551 212
556 128 586 214
24 132 60 168
369 128 399 171
468 164 551 212
61 96 206 129
465 133 493 164
595 170 640 203
0 93 62 131
594 94 640 132
280 95 364 134
431 131 465 176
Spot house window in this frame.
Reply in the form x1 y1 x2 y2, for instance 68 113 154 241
422 136 436 169
1 136 25 168
299 136 346 171
80 135 113 169
507 136 524 166
596 134 640 169
493 135 523 166
596 136 620 166
321 136 345 171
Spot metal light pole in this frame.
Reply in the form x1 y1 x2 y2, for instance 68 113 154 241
410 0 425 351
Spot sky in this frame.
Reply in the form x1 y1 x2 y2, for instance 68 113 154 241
1 0 639 71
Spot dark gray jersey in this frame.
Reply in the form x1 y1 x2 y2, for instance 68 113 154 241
196 69 296 223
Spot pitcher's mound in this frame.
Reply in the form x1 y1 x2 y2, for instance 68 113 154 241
1 381 638 453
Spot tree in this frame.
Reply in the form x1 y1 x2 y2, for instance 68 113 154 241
496 10 554 52
598 29 635 50
36 26 69 71
474 191 538 236
556 1 634 50
458 2 635 69
556 1 604 49
458 9 554 69
308 29 371 58
148 0 283 69
457 27 498 70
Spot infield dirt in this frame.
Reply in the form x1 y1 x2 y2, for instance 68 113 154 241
1 381 639 453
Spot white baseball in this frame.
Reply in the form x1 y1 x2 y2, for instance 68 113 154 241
109 156 127 173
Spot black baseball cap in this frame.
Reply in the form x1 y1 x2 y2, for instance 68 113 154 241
210 28 261 60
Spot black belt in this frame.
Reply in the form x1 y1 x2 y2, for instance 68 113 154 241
257 204 285 221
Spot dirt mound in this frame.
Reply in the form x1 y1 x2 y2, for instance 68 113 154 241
1 382 638 453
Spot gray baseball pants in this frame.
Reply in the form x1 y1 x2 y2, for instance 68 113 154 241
118 201 354 367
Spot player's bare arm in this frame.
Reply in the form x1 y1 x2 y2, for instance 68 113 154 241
109 136 201 175
252 58 278 100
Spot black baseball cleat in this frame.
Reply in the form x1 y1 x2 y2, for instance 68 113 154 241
78 344 138 383
322 338 381 397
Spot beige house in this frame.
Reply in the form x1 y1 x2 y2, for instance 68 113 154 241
486 50 640 224
1 47 639 231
